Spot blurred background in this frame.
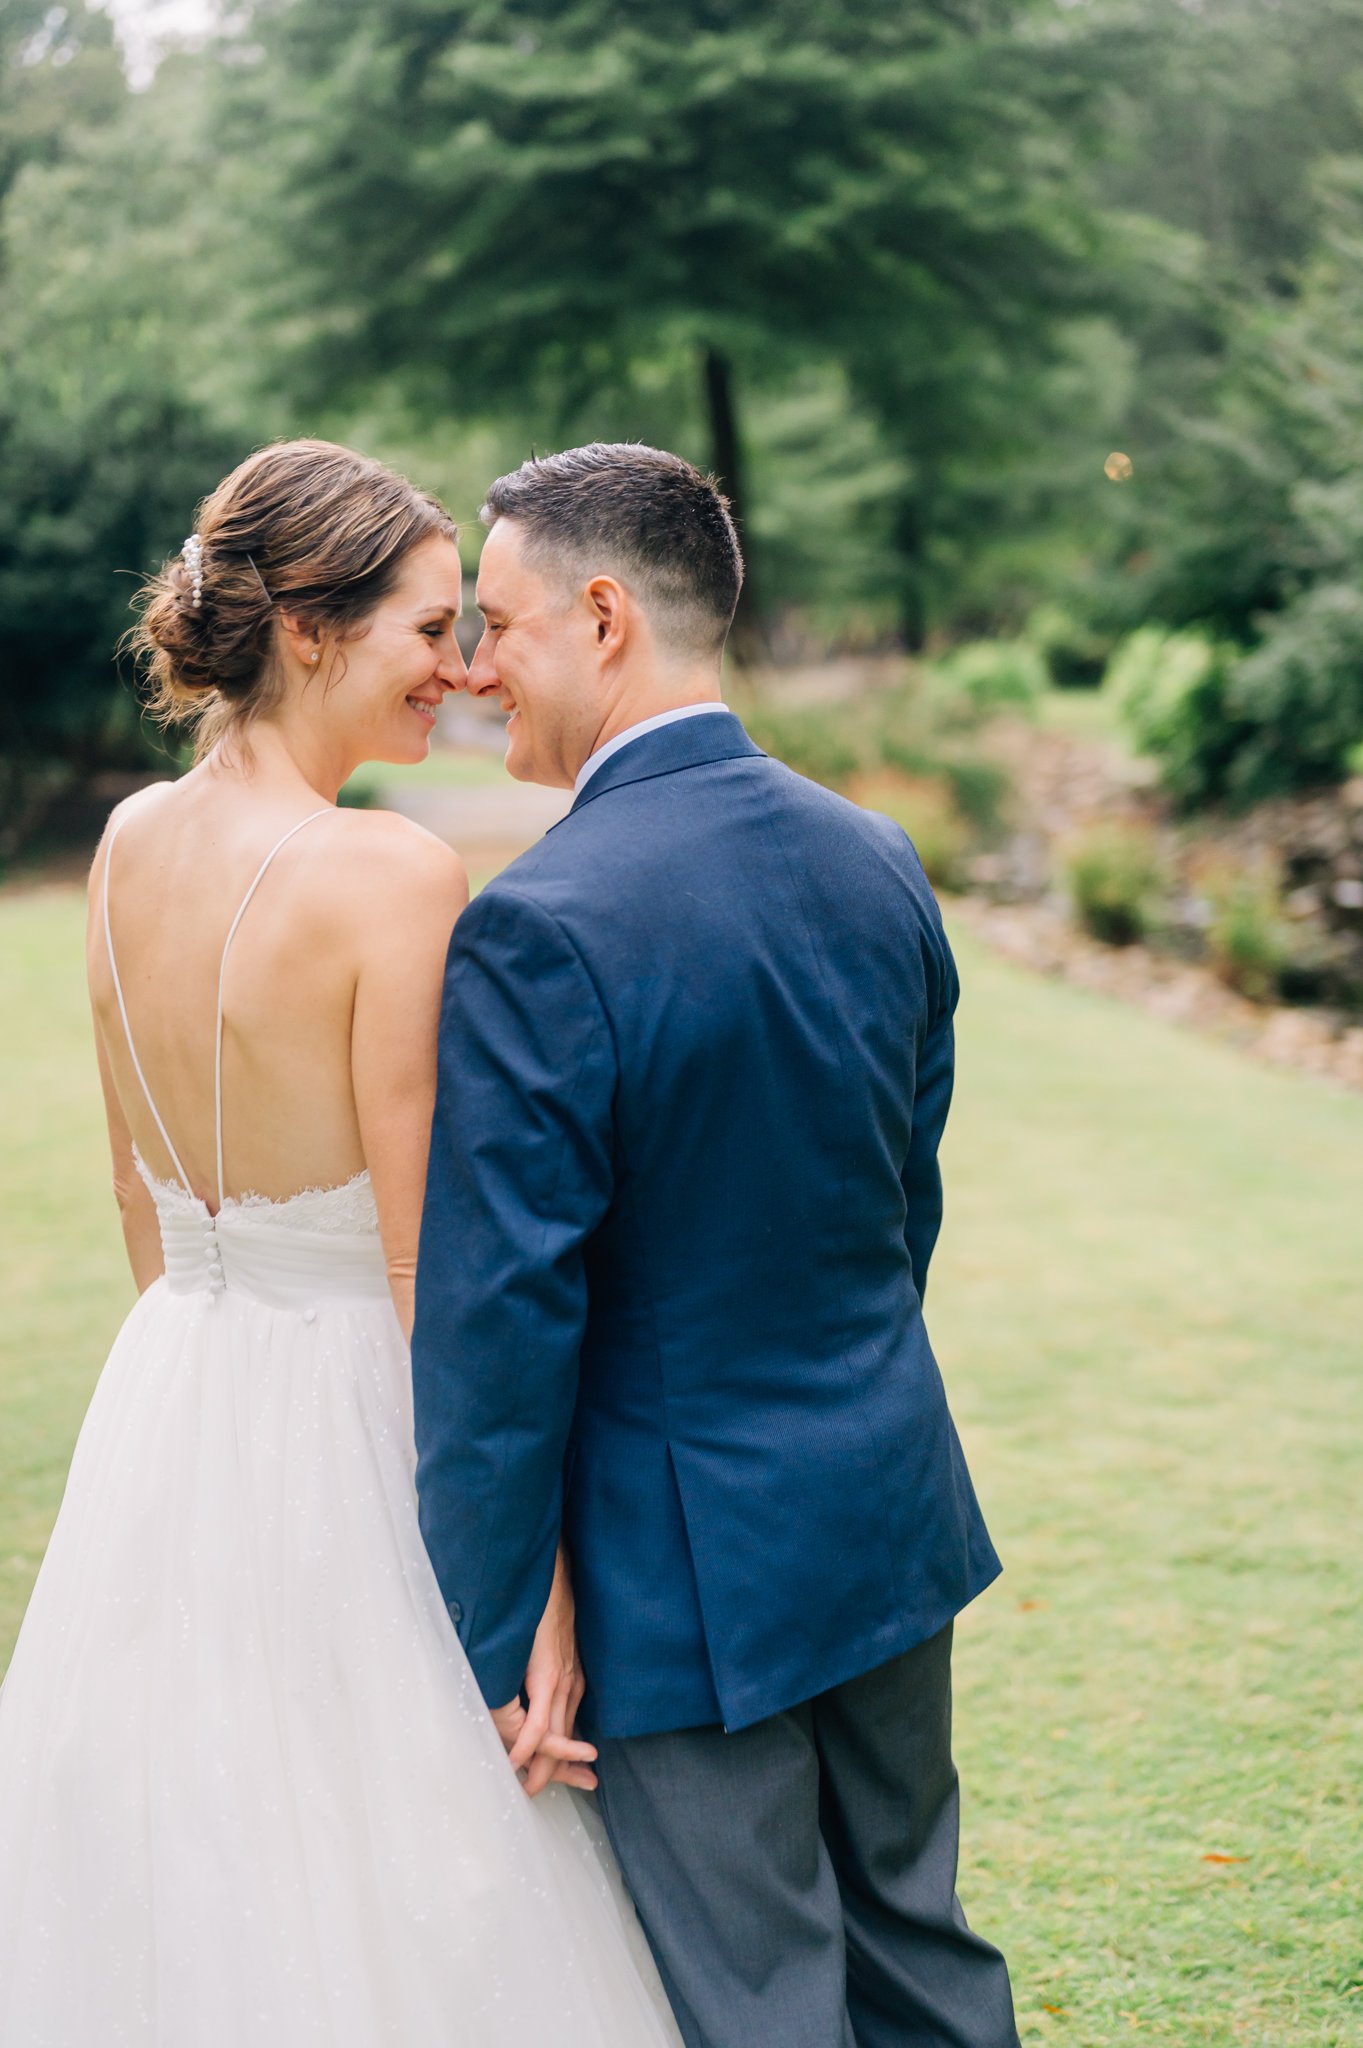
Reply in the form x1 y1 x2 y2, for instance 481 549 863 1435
1 3 1361 2043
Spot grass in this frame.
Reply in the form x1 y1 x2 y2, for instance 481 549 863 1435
1 883 1360 2047
940 950 1363 2047
340 742 509 805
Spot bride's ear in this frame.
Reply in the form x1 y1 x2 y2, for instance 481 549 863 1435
277 608 324 671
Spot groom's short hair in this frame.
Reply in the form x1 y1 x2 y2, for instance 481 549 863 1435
481 443 743 660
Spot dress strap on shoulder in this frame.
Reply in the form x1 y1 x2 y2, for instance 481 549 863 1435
215 809 333 1209
101 808 195 1197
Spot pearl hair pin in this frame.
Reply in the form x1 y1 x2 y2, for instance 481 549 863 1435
182 534 204 608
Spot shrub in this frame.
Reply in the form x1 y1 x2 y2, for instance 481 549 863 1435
849 680 1009 838
1109 598 1363 809
741 703 865 787
929 638 1048 728
1224 584 1363 803
741 679 1014 869
848 772 971 891
878 735 1010 838
1108 627 1245 809
1063 820 1167 945
1200 860 1292 1002
1025 603 1113 691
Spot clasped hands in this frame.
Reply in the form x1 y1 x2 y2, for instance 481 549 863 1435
490 1541 598 1798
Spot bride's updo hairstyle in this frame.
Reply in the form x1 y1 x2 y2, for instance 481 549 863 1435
132 438 457 757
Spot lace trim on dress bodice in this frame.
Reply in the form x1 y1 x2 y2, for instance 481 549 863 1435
133 1144 380 1238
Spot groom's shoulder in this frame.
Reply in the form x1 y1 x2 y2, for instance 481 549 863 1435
491 749 931 889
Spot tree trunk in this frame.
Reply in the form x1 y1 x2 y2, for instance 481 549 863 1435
702 345 763 666
891 493 930 653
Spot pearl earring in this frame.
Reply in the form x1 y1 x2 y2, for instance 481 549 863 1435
309 651 320 665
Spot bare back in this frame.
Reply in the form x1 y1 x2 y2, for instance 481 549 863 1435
87 765 469 1322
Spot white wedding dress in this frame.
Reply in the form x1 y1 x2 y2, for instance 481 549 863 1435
0 810 682 2047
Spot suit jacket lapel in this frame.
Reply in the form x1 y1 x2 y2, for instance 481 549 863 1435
567 712 766 817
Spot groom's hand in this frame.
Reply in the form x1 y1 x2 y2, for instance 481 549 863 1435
495 1542 595 1796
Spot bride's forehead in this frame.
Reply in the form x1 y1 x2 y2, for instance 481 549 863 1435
391 535 462 606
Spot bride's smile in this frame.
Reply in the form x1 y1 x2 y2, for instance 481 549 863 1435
287 530 468 771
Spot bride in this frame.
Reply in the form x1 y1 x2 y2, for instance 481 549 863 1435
0 439 681 2046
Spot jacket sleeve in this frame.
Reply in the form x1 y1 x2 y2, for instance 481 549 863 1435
900 912 960 1306
410 885 616 1710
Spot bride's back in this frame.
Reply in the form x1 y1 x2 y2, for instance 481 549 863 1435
87 438 469 1296
89 775 378 1208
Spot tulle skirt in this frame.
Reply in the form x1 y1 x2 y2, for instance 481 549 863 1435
0 1279 679 2046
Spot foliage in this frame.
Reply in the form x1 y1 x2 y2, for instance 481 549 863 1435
0 1 124 211
1225 584 1363 802
0 372 239 853
740 701 865 791
1081 1 1363 633
250 0 1114 645
928 639 1047 728
1091 137 1363 797
1063 818 1167 946
1108 626 1244 810
0 31 247 852
743 678 1013 841
845 772 971 891
1024 602 1114 691
1198 858 1293 1003
4 0 1363 843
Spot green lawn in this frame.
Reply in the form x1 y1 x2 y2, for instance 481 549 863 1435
1 881 1360 2047
340 741 510 805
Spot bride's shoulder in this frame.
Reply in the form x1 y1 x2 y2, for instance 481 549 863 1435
88 781 176 888
314 805 469 919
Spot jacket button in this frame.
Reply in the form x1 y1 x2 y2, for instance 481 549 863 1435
447 1600 463 1626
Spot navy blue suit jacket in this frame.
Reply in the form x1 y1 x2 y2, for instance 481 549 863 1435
412 714 999 1737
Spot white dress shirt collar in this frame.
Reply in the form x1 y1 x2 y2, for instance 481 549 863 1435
573 702 730 797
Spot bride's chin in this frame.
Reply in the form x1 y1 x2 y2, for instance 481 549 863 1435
396 723 434 762
367 735 430 768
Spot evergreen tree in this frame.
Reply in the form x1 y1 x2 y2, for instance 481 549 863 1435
251 0 1110 646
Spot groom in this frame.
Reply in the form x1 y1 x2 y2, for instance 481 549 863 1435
412 444 1019 2048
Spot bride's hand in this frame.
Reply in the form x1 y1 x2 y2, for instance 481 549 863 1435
494 1543 596 1797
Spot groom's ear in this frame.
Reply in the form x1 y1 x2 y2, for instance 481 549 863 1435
584 574 628 659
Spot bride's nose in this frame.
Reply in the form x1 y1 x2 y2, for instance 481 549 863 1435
437 642 469 692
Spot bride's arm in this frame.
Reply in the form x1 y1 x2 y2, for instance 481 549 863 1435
348 818 470 1341
92 1011 164 1294
87 825 163 1293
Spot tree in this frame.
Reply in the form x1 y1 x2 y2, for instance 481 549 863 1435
1063 0 1363 647
244 0 1113 648
0 35 248 854
0 375 240 854
0 1 124 218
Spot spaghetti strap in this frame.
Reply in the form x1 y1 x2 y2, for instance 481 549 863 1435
102 811 195 1197
215 810 332 1208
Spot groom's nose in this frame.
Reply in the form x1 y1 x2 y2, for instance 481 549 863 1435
466 632 501 697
